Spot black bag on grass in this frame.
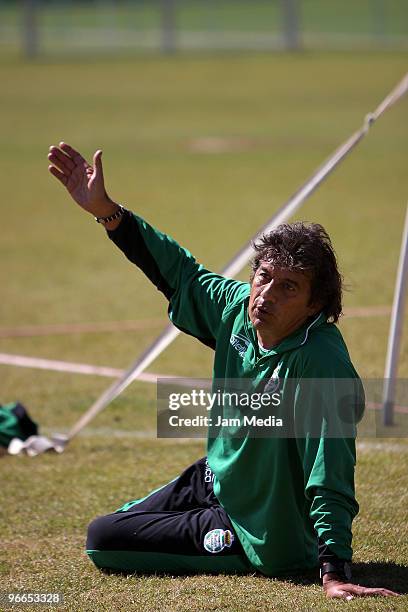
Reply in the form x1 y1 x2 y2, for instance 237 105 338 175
0 402 38 448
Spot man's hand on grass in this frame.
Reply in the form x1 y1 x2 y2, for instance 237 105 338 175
323 576 399 600
48 142 117 219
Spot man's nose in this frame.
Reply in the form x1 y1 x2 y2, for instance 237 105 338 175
260 280 277 302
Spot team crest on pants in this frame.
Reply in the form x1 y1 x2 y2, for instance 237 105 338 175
203 529 234 553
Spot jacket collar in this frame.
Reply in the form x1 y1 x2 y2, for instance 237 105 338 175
243 301 326 357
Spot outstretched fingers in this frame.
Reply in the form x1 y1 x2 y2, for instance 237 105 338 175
47 142 107 208
59 141 89 166
48 164 68 186
340 585 399 599
360 587 399 597
48 146 75 176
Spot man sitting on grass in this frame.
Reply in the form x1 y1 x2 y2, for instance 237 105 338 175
48 142 398 600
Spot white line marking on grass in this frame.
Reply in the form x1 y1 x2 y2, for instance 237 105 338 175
43 427 157 439
40 429 408 448
1 354 407 413
357 441 408 453
76 428 157 438
0 306 391 339
366 401 408 414
0 352 170 383
42 427 199 444
342 306 391 318
0 318 164 338
188 136 270 154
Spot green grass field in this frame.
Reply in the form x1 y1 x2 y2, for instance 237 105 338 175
1 50 408 610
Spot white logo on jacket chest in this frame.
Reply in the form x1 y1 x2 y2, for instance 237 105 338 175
230 333 250 358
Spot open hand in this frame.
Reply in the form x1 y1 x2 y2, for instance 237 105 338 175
324 578 399 600
48 142 114 217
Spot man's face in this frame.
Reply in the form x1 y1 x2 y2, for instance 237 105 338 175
248 261 319 348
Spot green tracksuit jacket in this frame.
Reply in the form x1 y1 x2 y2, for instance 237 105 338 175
108 211 363 576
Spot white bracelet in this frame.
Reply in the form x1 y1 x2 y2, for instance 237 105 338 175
95 205 126 225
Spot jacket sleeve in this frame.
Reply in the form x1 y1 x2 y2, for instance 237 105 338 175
107 211 249 346
293 359 364 561
298 434 359 560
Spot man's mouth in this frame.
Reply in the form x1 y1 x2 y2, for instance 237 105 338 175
254 304 273 318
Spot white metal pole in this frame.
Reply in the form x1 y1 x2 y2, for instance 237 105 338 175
372 0 386 42
382 203 408 425
281 0 301 51
22 0 39 58
161 0 176 53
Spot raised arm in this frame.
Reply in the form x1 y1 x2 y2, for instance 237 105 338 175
48 142 122 230
48 142 248 345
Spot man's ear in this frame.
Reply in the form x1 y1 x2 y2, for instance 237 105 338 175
307 300 322 316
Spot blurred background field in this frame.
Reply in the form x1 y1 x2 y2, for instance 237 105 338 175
1 52 407 380
1 0 408 56
1 1 408 610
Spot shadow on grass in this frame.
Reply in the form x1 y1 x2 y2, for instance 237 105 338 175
102 561 407 594
352 561 408 594
284 561 408 594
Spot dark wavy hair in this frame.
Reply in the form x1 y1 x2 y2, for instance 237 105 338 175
251 222 343 323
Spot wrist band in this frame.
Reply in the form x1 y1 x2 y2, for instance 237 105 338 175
320 560 352 581
95 205 126 224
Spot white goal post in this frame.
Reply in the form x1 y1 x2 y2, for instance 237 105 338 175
382 203 408 425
